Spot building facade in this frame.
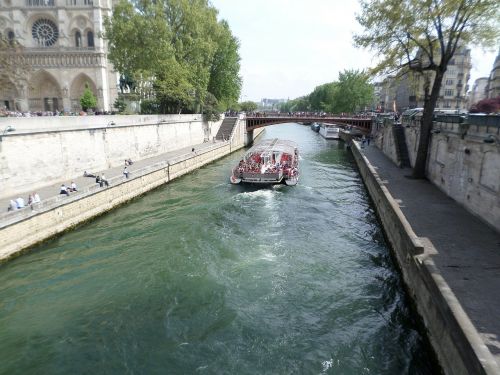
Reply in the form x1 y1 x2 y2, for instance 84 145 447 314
379 46 472 113
0 0 118 112
486 48 500 99
469 77 489 107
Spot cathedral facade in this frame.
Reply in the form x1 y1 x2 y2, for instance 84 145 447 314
0 0 118 112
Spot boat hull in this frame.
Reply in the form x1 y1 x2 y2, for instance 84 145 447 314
319 123 341 139
230 138 299 187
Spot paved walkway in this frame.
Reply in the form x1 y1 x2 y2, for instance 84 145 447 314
0 141 222 217
361 144 500 366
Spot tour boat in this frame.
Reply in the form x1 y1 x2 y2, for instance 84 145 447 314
230 138 299 186
319 123 341 139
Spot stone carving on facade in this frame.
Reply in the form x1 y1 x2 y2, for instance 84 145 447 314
0 0 117 112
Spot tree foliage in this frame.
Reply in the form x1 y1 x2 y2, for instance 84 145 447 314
470 96 500 113
103 0 242 114
354 0 500 178
280 70 373 113
239 101 258 112
80 83 97 111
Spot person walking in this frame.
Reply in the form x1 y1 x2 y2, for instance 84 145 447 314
123 166 129 179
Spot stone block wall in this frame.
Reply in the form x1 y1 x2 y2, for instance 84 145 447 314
0 115 223 199
373 117 399 165
373 115 500 231
351 142 499 375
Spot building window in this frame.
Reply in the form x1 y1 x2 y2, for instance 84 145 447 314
444 100 451 108
32 18 59 46
75 31 82 47
445 79 453 85
87 31 94 47
444 89 454 97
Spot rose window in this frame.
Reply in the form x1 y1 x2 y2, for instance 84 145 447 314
32 19 59 47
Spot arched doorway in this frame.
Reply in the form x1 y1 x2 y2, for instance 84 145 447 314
28 71 62 112
0 80 19 111
70 74 97 111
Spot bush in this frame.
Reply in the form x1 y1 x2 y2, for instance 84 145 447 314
141 99 160 114
80 83 97 111
114 95 127 113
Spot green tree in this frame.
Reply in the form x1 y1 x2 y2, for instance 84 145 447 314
80 83 97 111
114 95 127 113
240 101 258 112
309 82 338 112
207 20 242 110
332 69 374 113
354 0 500 178
103 0 240 114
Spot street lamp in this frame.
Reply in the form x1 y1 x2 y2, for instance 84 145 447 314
0 125 15 142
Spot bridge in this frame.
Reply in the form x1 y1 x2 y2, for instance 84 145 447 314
245 115 373 133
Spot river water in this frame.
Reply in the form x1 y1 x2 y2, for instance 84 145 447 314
0 124 437 374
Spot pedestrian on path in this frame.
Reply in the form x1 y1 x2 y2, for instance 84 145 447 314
123 166 129 179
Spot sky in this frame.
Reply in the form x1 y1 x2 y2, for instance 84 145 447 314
210 0 498 102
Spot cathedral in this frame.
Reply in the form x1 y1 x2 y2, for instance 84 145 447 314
0 0 118 112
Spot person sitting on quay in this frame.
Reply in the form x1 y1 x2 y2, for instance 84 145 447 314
16 197 25 209
125 158 133 166
70 181 78 192
60 184 70 196
7 199 17 212
100 174 109 187
84 171 97 178
33 192 41 204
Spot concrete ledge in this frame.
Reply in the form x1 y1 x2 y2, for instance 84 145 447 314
351 142 500 375
0 140 243 263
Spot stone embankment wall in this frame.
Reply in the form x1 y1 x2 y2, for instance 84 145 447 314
372 117 400 165
373 115 500 232
351 142 499 375
0 114 222 199
0 118 260 261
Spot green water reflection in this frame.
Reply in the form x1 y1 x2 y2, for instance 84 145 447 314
0 124 437 374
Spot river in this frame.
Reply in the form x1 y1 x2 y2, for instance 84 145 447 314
0 124 437 374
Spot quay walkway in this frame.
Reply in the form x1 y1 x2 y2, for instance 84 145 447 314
0 141 222 226
360 144 500 370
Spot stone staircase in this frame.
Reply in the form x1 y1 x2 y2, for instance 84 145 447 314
392 124 411 168
215 117 238 141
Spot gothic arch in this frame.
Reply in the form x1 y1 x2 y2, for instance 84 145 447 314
28 70 62 111
71 28 82 47
69 16 90 32
83 28 94 47
0 79 19 111
70 73 97 110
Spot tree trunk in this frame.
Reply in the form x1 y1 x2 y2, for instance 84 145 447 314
412 69 445 178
